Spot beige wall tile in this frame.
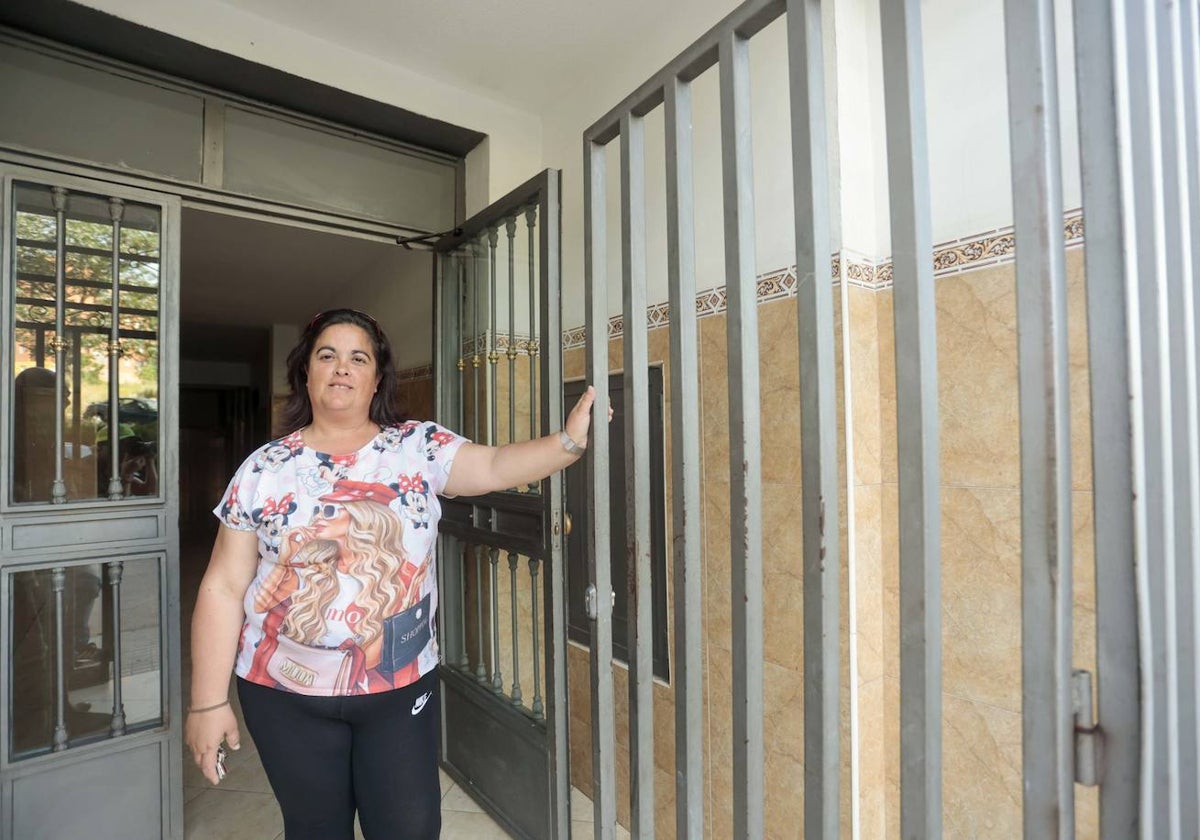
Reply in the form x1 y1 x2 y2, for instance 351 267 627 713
850 286 883 487
854 484 885 685
936 267 1021 489
857 676 887 840
699 315 730 487
878 291 898 485
943 693 1022 839
942 486 1022 712
758 300 804 485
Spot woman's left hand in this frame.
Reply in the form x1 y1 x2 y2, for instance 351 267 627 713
564 385 614 449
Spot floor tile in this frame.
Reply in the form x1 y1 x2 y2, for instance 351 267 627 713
439 810 517 839
184 789 283 840
441 781 485 813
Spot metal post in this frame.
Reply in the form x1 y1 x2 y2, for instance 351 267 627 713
507 217 518 447
473 241 482 446
1157 2 1200 837
509 551 522 705
108 561 126 736
107 197 125 500
619 108 655 840
584 134 617 838
476 544 487 682
877 0 942 836
50 187 68 504
784 3 843 838
1119 0 1177 832
1072 0 1143 835
718 30 765 840
526 205 538 455
529 556 544 719
488 228 499 451
490 545 503 693
664 72 704 840
1004 0 1076 835
51 567 68 750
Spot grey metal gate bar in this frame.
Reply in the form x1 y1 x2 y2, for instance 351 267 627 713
106 197 124 500
1004 0 1076 835
785 1 842 837
50 186 67 504
1122 0 1177 833
1071 0 1142 835
1157 1 1200 837
108 560 126 736
583 135 617 838
877 0 942 836
717 30 766 840
663 72 704 840
619 108 656 839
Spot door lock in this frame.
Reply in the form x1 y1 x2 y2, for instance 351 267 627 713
584 584 616 621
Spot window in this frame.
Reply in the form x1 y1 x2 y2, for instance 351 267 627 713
565 369 669 681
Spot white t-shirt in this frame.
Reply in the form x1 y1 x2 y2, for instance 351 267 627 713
214 421 468 696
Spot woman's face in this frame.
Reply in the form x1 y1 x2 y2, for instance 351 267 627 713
305 323 381 423
312 501 351 541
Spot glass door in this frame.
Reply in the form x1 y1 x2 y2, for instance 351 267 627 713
0 165 181 840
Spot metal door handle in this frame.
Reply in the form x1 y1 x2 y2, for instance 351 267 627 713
563 512 573 536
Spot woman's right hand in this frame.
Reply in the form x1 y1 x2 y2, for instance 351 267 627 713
185 704 241 785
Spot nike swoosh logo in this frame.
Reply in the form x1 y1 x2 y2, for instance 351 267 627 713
411 691 432 716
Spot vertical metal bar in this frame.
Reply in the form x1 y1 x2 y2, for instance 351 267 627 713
619 108 655 840
1158 1 1200 836
664 73 704 840
51 567 68 750
475 544 487 681
50 187 68 504
459 542 470 670
1120 0 1177 832
527 205 538 454
584 135 617 838
107 198 124 500
508 551 522 704
488 228 499 450
108 560 126 736
718 31 765 840
785 3 841 837
1179 0 1200 824
538 169 570 839
1072 1 1143 835
507 217 518 447
490 545 503 692
529 555 544 719
1003 0 1076 834
473 241 482 445
876 0 942 836
458 259 466 435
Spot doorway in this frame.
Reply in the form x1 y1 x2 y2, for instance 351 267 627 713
175 207 441 833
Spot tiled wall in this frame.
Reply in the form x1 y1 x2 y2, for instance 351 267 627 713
559 241 1100 838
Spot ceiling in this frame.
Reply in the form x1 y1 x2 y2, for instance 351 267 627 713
180 208 393 328
213 0 745 114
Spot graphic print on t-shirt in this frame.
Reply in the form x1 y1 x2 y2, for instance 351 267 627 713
215 422 467 696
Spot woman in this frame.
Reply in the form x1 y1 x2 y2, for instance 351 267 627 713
185 308 604 839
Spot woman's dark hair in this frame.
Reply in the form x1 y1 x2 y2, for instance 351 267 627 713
277 309 407 434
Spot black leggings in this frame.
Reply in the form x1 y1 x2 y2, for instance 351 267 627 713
237 671 441 840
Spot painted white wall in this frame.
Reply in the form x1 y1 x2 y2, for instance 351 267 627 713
74 0 543 206
330 248 436 371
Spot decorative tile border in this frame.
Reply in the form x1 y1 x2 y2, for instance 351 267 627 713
397 363 433 382
561 210 1085 350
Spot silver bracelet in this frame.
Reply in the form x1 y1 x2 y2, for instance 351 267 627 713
558 430 586 456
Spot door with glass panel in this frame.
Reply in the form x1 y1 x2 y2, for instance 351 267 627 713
432 170 568 840
0 167 180 840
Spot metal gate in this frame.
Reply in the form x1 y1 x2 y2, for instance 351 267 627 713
580 0 1199 839
0 164 181 839
432 170 570 839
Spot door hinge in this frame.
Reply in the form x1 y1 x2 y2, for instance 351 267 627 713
1073 669 1099 786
